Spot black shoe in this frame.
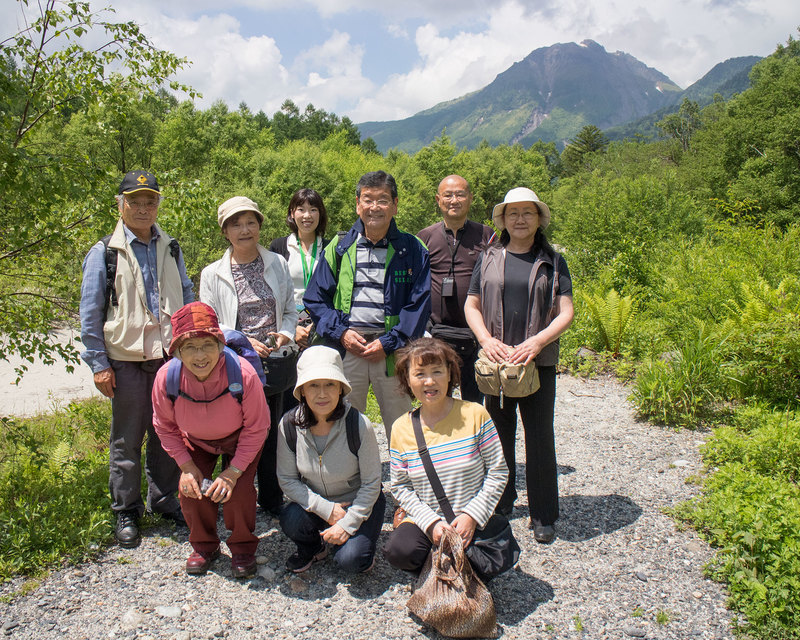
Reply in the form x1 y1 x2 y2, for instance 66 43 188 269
115 510 141 548
160 508 188 529
285 544 328 573
530 521 555 544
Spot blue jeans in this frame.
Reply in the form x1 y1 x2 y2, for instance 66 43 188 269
280 492 386 573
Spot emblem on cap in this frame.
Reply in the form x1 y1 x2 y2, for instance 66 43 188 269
137 174 148 185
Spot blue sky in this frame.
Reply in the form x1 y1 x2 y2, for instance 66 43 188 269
3 0 797 123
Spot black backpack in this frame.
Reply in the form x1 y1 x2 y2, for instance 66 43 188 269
101 234 182 318
283 405 361 456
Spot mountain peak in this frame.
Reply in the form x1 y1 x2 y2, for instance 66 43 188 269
357 40 753 154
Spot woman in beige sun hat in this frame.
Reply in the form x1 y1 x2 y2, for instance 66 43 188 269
276 346 385 574
199 195 299 517
464 186 574 544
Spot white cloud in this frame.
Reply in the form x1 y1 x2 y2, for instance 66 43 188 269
141 14 290 113
349 2 552 121
387 24 409 39
5 0 795 124
290 31 374 112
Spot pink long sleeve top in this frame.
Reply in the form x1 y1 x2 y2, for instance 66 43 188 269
152 354 269 471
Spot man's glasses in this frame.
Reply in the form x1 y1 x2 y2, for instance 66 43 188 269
439 192 469 201
359 198 391 208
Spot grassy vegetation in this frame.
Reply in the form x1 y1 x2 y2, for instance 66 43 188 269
0 399 113 580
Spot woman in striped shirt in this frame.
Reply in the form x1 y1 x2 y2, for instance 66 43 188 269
384 337 508 573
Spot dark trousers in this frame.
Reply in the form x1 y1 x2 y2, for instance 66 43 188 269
384 521 434 573
485 366 559 525
109 359 179 516
257 391 284 512
457 346 483 403
280 492 386 573
180 446 261 556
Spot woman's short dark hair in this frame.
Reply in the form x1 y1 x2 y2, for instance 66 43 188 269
394 337 462 398
286 188 328 237
499 227 554 257
289 392 347 430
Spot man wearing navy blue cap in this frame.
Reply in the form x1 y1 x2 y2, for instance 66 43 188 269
80 170 195 547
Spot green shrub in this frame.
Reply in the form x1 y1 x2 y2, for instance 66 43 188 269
702 407 800 482
720 276 800 408
631 323 728 427
678 463 800 639
580 288 636 357
0 452 112 578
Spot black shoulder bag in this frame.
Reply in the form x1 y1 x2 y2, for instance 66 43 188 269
410 408 520 582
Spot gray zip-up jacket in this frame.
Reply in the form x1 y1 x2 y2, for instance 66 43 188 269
276 405 382 535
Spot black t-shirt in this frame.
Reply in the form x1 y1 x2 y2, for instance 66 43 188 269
468 249 572 346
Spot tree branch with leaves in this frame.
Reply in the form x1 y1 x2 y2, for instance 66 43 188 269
0 0 196 378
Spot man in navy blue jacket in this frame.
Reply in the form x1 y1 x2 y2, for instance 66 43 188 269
304 171 430 439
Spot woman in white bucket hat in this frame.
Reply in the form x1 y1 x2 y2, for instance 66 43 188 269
276 346 384 573
464 187 574 544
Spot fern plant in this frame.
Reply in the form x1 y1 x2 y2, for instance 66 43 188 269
720 276 800 407
721 276 800 329
581 288 636 357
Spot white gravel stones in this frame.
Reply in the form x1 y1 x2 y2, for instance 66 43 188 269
0 374 734 639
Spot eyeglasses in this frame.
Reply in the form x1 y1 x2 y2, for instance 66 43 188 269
439 191 469 201
359 198 391 209
125 196 160 209
180 342 220 357
505 210 538 221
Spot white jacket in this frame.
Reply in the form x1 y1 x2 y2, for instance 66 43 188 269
199 244 298 340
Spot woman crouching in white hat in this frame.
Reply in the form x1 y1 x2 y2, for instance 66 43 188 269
276 346 385 573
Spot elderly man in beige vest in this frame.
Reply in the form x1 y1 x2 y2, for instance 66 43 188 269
80 170 194 548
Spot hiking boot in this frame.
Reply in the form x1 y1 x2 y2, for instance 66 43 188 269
115 510 141 548
285 544 328 573
231 554 257 579
185 547 220 575
530 520 556 544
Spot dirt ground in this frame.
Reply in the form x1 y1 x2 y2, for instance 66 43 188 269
0 328 99 417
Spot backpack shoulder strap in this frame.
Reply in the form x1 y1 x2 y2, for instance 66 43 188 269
222 347 244 404
168 238 181 260
345 406 361 456
166 357 182 404
283 406 300 453
101 234 118 317
334 230 348 276
223 328 266 386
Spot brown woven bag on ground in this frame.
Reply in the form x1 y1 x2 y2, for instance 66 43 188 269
406 529 499 638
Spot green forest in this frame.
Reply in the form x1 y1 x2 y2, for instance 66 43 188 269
1 4 798 637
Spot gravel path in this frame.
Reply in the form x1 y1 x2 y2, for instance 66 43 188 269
0 373 734 640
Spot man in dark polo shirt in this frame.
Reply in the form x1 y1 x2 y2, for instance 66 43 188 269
417 175 494 402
